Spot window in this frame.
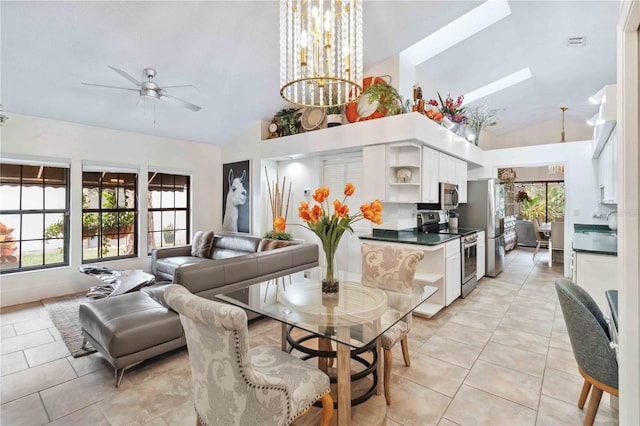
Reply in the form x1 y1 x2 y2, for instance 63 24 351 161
515 181 565 222
82 171 137 262
0 163 70 273
147 172 190 253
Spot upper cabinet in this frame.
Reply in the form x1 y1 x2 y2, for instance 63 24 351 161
455 159 468 203
421 147 439 203
598 128 617 204
592 84 617 158
363 143 422 203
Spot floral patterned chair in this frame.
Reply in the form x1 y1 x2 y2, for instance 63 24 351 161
165 284 333 426
360 244 425 405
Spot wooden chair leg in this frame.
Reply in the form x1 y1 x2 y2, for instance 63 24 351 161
384 347 392 405
196 412 204 426
583 386 603 426
578 379 592 409
400 336 411 367
320 392 334 426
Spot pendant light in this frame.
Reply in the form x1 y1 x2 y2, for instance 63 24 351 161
279 0 363 107
560 106 568 142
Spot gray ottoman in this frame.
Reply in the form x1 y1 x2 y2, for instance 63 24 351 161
79 290 185 387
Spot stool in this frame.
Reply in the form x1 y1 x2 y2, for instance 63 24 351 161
79 291 185 387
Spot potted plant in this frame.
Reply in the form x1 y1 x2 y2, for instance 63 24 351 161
362 80 404 117
325 94 344 127
326 103 344 127
274 108 302 136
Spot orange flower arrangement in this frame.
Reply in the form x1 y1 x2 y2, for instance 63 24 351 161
275 183 382 289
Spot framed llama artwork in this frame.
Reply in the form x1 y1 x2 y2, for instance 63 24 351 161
221 160 250 233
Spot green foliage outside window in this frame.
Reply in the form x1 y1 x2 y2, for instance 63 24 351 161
518 183 565 222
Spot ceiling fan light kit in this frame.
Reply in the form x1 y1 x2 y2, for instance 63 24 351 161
82 66 202 112
279 0 363 108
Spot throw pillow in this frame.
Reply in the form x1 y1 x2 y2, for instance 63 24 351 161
191 231 214 258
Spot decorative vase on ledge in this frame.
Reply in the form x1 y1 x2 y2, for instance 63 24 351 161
326 114 343 128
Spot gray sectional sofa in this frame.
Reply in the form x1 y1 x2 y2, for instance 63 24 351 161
79 232 319 386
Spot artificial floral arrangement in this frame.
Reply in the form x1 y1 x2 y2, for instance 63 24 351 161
428 92 467 124
264 168 292 241
467 104 499 146
516 190 531 203
280 184 382 292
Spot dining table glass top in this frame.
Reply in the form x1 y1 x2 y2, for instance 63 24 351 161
215 277 438 349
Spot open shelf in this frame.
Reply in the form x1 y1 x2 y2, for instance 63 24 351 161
413 302 444 318
415 272 444 284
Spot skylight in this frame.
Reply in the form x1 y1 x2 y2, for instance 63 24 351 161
463 67 533 104
400 0 512 65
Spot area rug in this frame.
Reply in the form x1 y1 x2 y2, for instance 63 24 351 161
42 292 97 358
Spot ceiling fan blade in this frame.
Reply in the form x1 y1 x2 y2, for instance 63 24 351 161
159 91 202 112
108 66 141 86
81 82 139 91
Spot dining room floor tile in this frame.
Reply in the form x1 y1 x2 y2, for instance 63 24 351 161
0 247 619 425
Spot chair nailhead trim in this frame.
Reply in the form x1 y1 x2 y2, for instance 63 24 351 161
233 330 292 424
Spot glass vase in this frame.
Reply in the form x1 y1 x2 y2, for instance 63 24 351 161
322 244 339 293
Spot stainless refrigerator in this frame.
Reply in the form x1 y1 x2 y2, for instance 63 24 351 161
458 178 505 277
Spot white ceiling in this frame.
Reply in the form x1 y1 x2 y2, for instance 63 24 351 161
1 1 619 146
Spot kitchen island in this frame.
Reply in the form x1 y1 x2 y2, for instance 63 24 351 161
360 229 462 317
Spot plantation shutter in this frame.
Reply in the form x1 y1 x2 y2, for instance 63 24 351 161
322 156 368 232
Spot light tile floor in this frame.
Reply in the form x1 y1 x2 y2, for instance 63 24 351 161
0 247 619 425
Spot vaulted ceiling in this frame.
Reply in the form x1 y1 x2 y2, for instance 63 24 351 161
1 1 619 146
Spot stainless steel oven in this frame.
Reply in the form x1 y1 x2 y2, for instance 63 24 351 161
461 232 478 298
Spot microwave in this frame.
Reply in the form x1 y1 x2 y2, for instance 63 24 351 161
440 183 459 210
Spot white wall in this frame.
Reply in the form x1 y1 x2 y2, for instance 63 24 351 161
0 113 221 307
481 120 594 150
481 140 609 278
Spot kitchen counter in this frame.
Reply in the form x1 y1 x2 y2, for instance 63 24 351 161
360 229 460 246
573 224 617 255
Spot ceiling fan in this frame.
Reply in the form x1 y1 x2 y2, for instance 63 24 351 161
82 66 202 112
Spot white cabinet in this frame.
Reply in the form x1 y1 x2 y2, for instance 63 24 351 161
445 240 461 305
439 152 456 184
363 145 387 202
421 146 439 203
476 230 486 280
387 143 422 203
575 252 618 313
438 152 467 204
598 130 617 204
455 158 467 203
363 143 422 203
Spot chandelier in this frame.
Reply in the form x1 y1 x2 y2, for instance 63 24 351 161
279 0 363 107
548 164 565 176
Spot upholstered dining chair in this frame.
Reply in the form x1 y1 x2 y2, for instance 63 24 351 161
533 218 550 261
554 279 618 426
361 243 425 405
164 284 333 426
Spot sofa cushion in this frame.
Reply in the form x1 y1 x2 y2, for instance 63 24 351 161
210 234 261 259
79 292 183 359
258 239 293 251
191 231 215 257
155 256 210 277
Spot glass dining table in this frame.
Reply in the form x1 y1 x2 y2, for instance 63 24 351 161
215 275 438 425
